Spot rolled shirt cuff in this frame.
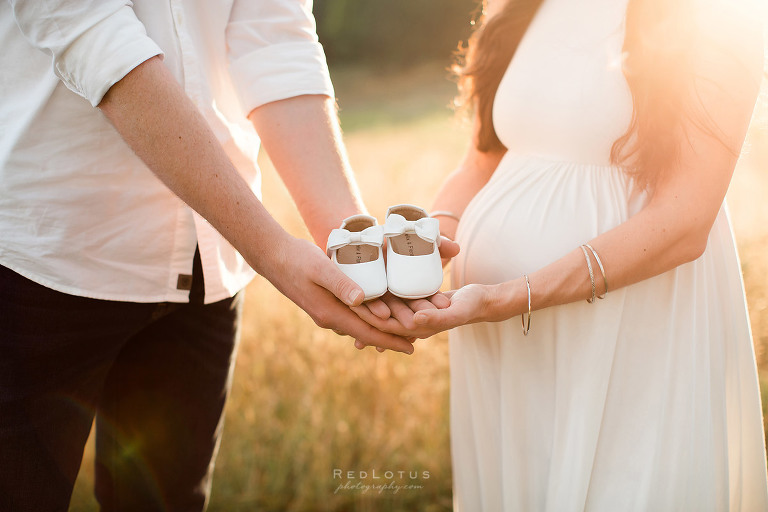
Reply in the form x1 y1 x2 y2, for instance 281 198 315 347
228 40 335 116
53 5 164 107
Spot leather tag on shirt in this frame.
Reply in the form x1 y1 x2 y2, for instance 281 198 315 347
176 274 193 291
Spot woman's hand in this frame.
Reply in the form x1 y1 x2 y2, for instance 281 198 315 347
352 283 510 341
412 285 496 332
351 235 461 350
351 291 451 350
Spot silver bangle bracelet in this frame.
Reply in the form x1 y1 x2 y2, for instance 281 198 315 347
522 274 532 336
584 243 607 299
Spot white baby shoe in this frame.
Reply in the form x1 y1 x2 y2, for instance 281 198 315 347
327 214 388 301
383 205 443 299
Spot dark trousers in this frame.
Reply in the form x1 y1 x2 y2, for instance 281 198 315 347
0 255 243 512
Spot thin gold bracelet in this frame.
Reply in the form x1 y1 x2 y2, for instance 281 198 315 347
522 274 532 336
580 245 596 303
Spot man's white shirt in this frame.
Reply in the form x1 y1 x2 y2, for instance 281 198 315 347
0 0 334 303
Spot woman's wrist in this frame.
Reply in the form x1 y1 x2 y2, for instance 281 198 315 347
483 279 528 323
430 210 461 222
430 209 461 240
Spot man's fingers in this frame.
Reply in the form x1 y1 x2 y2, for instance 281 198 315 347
356 324 414 353
381 295 419 330
339 307 414 353
286 246 414 353
351 304 402 334
366 299 391 319
352 336 388 353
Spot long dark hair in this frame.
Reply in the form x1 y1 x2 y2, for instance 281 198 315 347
454 0 723 189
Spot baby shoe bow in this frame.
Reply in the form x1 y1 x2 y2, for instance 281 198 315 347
383 214 440 245
327 225 385 253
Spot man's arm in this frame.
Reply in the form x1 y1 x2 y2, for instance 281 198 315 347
227 0 366 245
98 56 415 354
249 95 364 246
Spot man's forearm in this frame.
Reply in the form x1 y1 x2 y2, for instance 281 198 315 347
98 56 287 277
249 95 366 246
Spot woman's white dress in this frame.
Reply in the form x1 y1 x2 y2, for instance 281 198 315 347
450 0 768 510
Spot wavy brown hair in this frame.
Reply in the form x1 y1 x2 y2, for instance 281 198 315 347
455 0 729 190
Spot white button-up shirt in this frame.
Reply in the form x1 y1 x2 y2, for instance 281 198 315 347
1 0 334 304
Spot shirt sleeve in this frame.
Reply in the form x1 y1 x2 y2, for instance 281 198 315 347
226 0 335 116
9 0 163 107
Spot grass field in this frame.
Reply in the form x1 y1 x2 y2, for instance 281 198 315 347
69 61 768 511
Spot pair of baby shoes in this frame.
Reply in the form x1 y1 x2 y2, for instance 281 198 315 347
326 205 443 301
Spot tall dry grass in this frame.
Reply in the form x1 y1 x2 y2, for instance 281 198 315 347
69 61 768 511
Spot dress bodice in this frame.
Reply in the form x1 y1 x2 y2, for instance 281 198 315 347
492 0 633 165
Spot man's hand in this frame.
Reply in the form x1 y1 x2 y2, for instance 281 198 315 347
262 236 416 354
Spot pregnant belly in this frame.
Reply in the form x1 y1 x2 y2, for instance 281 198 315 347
453 155 640 287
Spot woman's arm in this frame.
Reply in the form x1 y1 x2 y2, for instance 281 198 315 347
430 123 505 240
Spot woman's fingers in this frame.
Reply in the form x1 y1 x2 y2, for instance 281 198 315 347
413 306 455 329
348 284 482 340
438 236 460 264
406 298 436 313
413 286 479 330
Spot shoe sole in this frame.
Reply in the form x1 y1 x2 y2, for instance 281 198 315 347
387 289 440 300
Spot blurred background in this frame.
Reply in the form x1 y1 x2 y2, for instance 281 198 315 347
70 1 768 510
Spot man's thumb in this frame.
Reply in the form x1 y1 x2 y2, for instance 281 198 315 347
319 263 364 306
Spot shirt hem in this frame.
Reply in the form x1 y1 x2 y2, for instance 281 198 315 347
0 259 245 304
